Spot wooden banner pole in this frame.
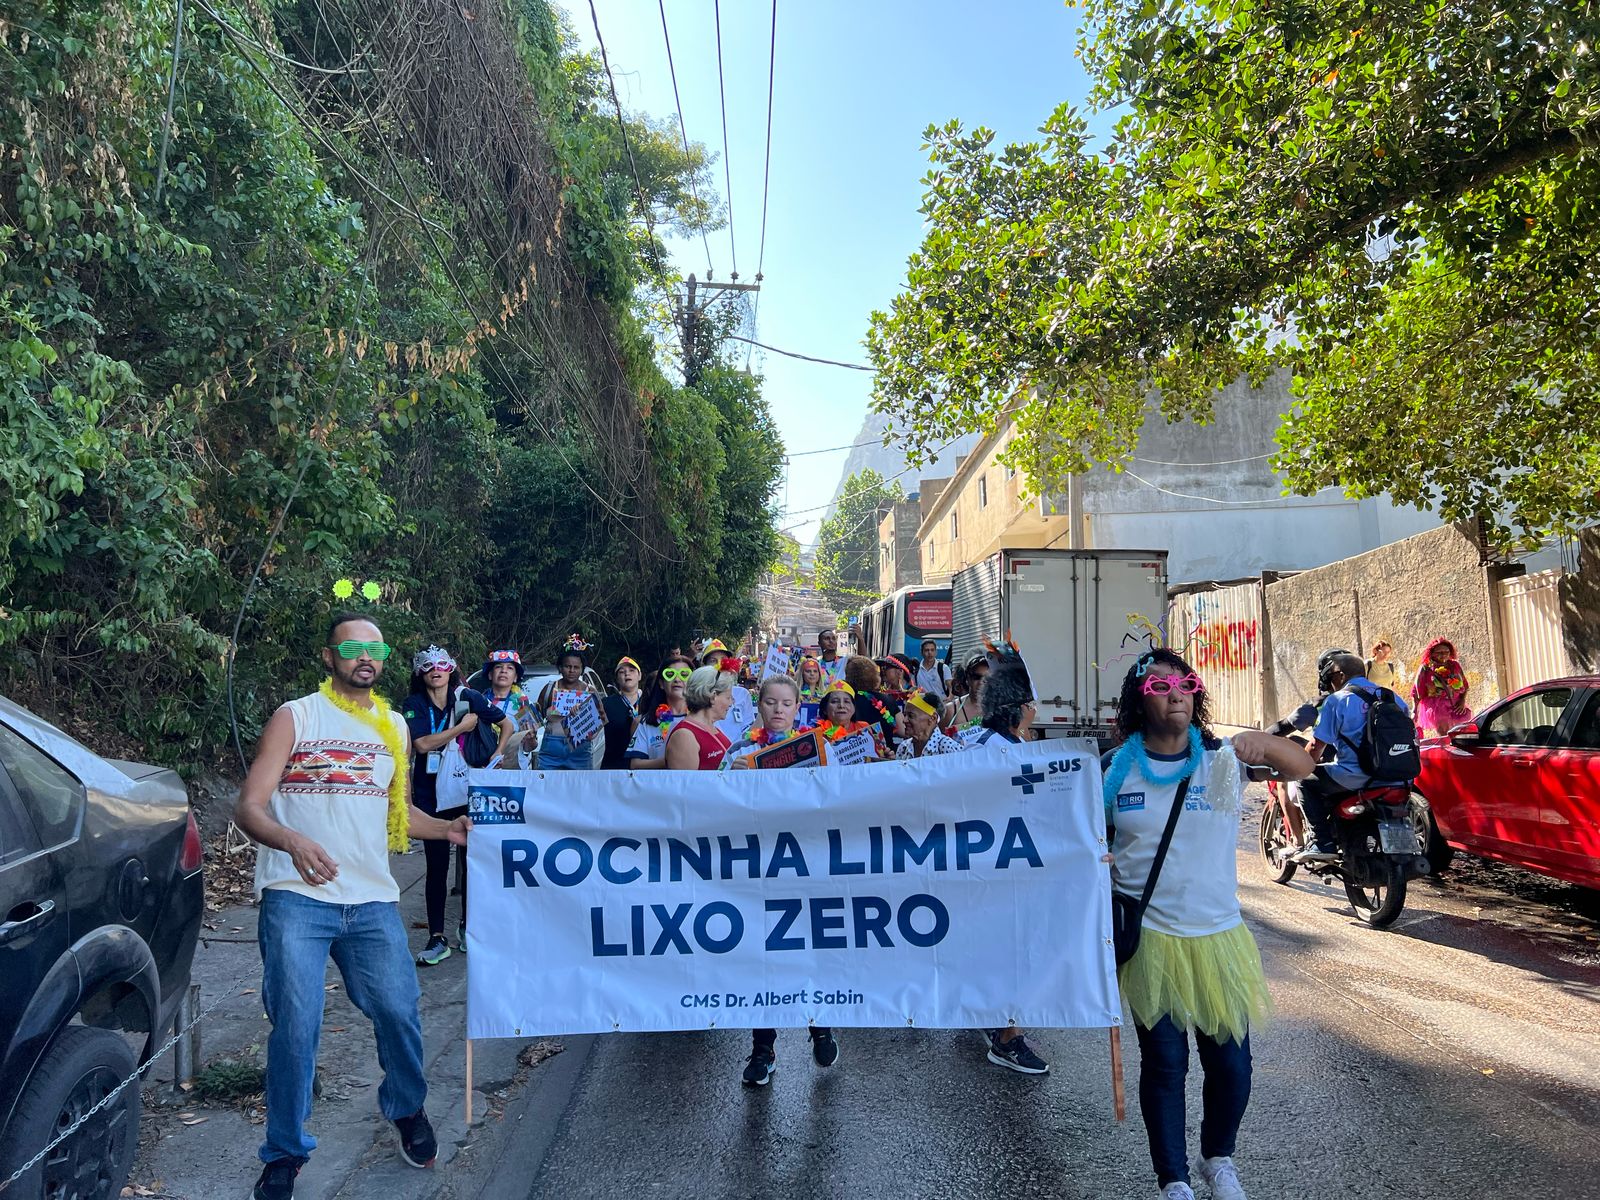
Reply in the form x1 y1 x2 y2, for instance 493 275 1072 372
1109 1026 1126 1122
464 1039 474 1126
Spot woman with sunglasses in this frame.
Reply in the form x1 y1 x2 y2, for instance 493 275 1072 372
946 653 990 739
401 646 509 964
1105 650 1313 1200
665 665 735 773
624 654 694 769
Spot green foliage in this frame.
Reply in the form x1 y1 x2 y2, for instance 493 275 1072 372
868 0 1600 547
813 470 902 613
0 0 781 767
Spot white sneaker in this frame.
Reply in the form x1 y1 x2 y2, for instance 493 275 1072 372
1197 1155 1247 1199
1160 1185 1196 1200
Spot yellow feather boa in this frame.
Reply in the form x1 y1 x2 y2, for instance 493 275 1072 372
319 678 411 852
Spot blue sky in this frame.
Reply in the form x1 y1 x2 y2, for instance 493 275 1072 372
569 1 1107 543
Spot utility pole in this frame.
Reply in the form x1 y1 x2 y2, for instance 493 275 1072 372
676 273 761 386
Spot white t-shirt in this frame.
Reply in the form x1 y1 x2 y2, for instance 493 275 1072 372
625 712 685 763
1108 743 1247 938
254 692 408 905
915 662 950 701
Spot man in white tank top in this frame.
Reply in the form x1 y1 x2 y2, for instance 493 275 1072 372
234 614 471 1200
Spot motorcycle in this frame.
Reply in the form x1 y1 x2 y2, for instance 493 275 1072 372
1256 755 1432 929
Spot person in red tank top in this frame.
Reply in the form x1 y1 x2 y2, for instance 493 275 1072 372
665 665 734 771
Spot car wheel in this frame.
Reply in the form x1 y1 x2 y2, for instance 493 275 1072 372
0 1025 140 1200
1410 793 1455 875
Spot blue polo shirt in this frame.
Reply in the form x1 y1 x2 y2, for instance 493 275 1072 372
1313 677 1409 787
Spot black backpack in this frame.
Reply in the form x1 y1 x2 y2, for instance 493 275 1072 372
1343 686 1420 783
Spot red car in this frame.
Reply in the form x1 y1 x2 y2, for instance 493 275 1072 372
1413 676 1600 888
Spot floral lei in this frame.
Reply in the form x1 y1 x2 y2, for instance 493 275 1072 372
655 703 685 738
812 718 873 744
319 679 410 852
748 724 803 748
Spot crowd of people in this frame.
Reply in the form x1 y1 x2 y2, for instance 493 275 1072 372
237 611 1315 1200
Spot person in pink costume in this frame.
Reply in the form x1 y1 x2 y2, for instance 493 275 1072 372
1412 637 1472 735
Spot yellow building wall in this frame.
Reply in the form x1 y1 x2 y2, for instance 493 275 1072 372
918 432 1073 583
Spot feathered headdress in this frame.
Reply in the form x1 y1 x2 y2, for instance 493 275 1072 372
980 633 1036 720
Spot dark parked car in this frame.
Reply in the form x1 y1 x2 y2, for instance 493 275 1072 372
1414 676 1600 888
0 696 203 1199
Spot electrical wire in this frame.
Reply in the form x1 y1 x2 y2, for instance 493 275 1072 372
1132 450 1276 467
729 334 873 371
588 0 658 246
784 438 881 457
754 0 776 283
1123 470 1342 507
712 0 738 278
657 0 715 278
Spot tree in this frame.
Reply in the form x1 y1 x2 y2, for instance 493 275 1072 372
813 470 903 613
868 0 1600 548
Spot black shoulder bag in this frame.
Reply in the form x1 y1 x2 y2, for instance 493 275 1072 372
1111 775 1192 966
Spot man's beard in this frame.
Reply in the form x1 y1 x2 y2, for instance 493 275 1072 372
336 661 379 691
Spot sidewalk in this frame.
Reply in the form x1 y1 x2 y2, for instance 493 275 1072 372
129 848 577 1200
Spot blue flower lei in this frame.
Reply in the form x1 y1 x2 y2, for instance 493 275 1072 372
1102 725 1204 817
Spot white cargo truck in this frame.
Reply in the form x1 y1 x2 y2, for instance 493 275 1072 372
950 548 1170 745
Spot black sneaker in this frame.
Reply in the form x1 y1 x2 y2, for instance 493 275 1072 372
741 1045 776 1087
810 1028 840 1068
416 935 451 966
394 1108 437 1168
987 1031 1049 1075
253 1157 304 1200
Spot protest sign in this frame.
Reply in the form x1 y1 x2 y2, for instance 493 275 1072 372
759 644 791 681
752 730 825 769
550 688 582 716
797 703 820 729
564 693 603 744
828 729 876 766
464 741 1116 1036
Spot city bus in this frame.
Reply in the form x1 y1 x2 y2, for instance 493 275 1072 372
856 585 953 662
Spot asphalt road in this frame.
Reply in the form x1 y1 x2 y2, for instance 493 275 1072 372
490 790 1600 1200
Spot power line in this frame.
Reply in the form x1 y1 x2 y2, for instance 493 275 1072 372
712 0 738 278
1132 450 1276 467
587 0 658 247
784 438 881 458
729 334 874 371
656 0 715 277
755 0 776 281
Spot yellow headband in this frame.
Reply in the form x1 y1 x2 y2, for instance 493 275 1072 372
616 656 640 673
908 692 939 717
825 681 856 699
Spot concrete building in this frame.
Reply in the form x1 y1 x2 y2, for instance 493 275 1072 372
876 500 922 594
916 372 1440 586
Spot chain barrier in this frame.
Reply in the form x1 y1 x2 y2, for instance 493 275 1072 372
0 981 256 1193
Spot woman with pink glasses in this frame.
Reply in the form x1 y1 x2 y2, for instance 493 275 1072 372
1104 650 1312 1200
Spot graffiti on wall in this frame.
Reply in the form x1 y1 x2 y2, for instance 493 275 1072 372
1188 618 1260 673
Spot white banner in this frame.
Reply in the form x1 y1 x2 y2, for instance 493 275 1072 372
463 741 1117 1037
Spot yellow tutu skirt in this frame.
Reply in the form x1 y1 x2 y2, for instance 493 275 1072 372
1118 922 1270 1044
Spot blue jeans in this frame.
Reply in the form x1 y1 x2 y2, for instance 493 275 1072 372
540 733 592 770
1135 1016 1252 1187
257 889 427 1164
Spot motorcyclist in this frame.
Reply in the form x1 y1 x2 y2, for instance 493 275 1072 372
1290 651 1412 864
1269 647 1353 738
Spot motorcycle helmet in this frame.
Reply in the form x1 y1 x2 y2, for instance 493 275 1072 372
1316 647 1353 695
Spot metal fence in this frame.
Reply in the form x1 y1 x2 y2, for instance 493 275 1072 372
1168 580 1266 729
1496 570 1573 693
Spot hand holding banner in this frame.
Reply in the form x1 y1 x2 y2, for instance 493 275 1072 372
563 693 603 744
464 740 1116 1036
828 729 877 766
